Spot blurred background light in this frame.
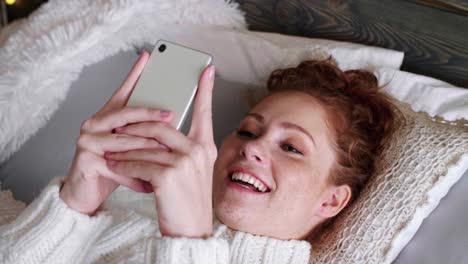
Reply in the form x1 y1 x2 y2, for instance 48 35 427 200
1 0 47 27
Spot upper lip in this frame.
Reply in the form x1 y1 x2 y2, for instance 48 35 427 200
227 165 272 191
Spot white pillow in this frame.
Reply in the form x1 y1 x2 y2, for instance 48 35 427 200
252 31 468 120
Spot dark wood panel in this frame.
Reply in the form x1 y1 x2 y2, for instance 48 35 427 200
409 0 468 15
235 0 468 88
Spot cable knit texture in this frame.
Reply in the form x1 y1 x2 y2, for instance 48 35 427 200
0 177 311 263
0 177 114 263
153 237 229 264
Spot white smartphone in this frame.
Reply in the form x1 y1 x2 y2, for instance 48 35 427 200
126 39 213 130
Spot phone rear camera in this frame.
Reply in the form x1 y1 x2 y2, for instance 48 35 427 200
158 44 166 52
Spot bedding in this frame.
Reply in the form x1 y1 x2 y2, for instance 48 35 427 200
1 1 467 263
393 168 468 264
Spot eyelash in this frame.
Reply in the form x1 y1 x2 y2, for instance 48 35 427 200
236 130 304 155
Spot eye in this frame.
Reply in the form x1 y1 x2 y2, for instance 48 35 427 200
237 130 257 139
282 144 303 155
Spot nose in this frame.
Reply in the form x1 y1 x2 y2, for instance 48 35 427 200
240 140 267 164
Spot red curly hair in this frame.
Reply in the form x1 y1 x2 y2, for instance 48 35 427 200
264 58 399 243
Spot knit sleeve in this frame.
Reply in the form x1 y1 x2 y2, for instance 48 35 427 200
0 176 114 264
229 232 311 264
153 236 230 264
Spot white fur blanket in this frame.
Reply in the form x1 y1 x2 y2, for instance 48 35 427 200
0 0 246 164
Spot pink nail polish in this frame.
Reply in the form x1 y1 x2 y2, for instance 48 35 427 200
160 110 171 118
209 66 215 79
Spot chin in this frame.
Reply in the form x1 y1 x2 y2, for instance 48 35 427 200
214 200 312 240
214 199 259 233
214 199 283 240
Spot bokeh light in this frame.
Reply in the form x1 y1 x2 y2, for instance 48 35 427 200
5 0 16 6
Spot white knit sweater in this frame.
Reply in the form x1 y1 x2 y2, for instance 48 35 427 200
0 177 311 263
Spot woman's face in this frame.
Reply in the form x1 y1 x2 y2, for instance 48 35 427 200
213 90 341 240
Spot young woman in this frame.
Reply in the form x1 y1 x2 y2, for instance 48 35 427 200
0 51 396 263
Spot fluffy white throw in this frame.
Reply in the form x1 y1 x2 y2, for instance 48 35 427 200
0 0 247 164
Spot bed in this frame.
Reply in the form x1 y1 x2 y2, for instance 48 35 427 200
0 0 467 263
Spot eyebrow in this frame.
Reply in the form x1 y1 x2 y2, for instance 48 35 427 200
245 113 317 147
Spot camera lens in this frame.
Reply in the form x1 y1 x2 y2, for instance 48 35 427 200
158 44 166 52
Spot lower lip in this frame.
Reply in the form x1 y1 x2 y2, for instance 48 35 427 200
225 176 269 195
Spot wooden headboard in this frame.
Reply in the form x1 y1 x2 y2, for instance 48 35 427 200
235 0 468 88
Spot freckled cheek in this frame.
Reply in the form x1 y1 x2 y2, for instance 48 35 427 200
271 177 316 219
280 176 311 195
275 164 317 197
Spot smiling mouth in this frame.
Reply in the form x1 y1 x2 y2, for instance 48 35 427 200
228 172 271 193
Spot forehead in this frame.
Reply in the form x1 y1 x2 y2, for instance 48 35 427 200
250 91 329 130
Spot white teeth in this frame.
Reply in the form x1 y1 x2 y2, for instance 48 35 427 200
231 172 269 193
241 174 248 182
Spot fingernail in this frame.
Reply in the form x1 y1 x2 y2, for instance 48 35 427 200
107 160 118 168
160 110 171 118
140 50 149 57
143 182 153 193
208 65 215 80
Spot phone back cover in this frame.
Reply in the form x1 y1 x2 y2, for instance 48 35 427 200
127 40 212 129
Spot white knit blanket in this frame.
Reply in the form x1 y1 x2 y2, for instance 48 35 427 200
0 0 246 165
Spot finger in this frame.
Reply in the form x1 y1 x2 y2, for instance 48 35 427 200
80 150 152 193
98 158 153 193
106 159 166 185
105 148 176 167
188 65 216 144
77 132 168 156
116 121 192 154
84 106 172 134
101 51 150 112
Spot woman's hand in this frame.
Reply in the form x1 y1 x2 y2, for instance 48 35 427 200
59 51 174 216
105 65 217 238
